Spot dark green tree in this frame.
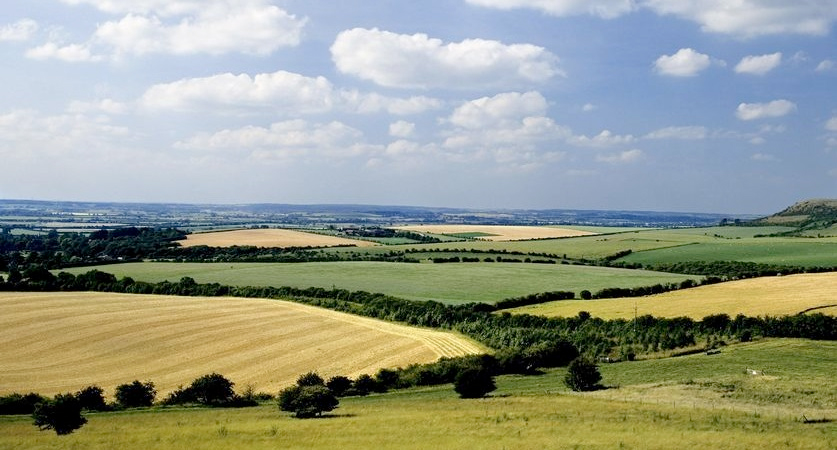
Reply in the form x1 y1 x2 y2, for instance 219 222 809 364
296 372 325 387
453 367 496 399
278 385 338 418
188 373 235 406
32 393 87 435
564 358 602 392
75 385 109 411
325 376 353 397
114 380 156 408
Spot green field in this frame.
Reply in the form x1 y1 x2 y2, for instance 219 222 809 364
620 240 837 267
339 226 837 268
60 262 700 304
1 339 832 449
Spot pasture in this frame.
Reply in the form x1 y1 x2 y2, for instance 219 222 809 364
377 226 837 267
177 229 377 248
504 272 837 319
0 339 832 449
0 292 483 396
393 225 597 241
60 262 700 304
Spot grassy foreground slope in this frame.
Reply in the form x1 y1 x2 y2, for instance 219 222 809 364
60 262 699 304
0 292 484 396
505 272 837 319
1 340 832 449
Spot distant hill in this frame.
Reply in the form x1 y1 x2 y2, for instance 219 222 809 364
752 198 837 228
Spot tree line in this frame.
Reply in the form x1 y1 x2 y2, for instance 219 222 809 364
3 270 834 361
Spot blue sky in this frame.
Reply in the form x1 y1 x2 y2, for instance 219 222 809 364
1 1 835 214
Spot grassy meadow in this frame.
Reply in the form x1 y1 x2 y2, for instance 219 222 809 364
1 339 832 449
0 292 483 396
60 261 700 305
506 272 837 319
355 226 837 267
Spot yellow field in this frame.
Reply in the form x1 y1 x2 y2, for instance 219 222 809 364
178 228 377 248
506 272 837 319
394 225 596 241
0 292 483 396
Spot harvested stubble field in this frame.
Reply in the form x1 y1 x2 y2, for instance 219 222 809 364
178 228 377 248
394 225 596 241
0 292 483 396
506 272 837 319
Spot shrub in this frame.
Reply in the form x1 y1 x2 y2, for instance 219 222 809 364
278 385 339 418
188 373 235 406
564 358 602 392
326 376 353 397
75 385 109 411
296 372 325 387
32 393 87 435
0 393 48 415
114 380 156 408
453 367 496 399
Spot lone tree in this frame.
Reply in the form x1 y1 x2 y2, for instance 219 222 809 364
564 358 602 392
115 380 156 408
278 372 339 418
32 393 87 435
453 367 496 399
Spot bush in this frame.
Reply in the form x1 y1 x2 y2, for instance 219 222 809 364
326 376 353 397
296 372 325 387
453 367 496 399
564 358 602 392
278 385 339 418
32 393 87 435
114 380 156 408
75 385 109 411
0 392 48 415
188 373 236 406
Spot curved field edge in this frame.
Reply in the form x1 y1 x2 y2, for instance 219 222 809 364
504 272 837 319
0 292 484 397
59 261 700 305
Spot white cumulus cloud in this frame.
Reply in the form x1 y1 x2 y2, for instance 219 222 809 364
816 60 835 72
464 0 637 19
735 53 782 75
389 121 416 138
26 42 102 62
37 0 305 60
735 100 797 121
331 28 561 89
644 126 707 140
826 116 837 132
139 70 442 117
654 48 711 77
140 71 335 114
0 19 38 41
176 119 370 162
596 149 643 164
569 130 636 147
448 91 548 129
642 1 837 38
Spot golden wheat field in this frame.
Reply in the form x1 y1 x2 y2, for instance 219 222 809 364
177 228 377 248
0 292 483 396
507 272 837 319
394 225 596 241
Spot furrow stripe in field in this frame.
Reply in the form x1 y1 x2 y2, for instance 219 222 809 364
0 292 482 395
